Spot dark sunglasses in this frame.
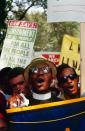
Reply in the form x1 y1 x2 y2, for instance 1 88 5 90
30 66 51 74
59 74 78 84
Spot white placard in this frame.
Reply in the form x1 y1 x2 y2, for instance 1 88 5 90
0 20 38 69
47 0 85 22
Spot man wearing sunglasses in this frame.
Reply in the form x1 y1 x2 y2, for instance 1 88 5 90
57 64 80 100
24 58 62 105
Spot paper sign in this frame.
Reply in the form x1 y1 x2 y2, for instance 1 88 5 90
59 35 80 75
47 0 85 22
42 53 60 66
0 20 38 69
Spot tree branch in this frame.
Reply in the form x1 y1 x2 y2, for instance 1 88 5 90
19 1 35 20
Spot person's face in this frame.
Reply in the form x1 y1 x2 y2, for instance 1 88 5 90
59 68 79 97
9 74 27 95
30 63 53 94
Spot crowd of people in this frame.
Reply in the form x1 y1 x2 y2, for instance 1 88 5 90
0 57 80 130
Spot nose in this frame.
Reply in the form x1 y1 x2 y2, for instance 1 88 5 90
16 84 21 91
67 78 72 83
38 69 44 75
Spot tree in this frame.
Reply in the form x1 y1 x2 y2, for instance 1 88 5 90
0 0 7 52
51 22 80 51
6 0 47 20
25 13 80 52
0 0 6 25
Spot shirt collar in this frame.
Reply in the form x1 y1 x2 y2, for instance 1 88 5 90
32 92 51 100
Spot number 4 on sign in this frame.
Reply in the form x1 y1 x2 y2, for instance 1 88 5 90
69 42 73 51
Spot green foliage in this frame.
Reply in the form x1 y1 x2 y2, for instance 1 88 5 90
0 0 7 47
0 0 6 24
51 22 80 51
25 13 80 52
5 0 47 20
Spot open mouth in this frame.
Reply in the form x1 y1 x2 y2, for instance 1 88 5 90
68 85 76 93
36 78 44 83
68 83 74 88
68 85 73 89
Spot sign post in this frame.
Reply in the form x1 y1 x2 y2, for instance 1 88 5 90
80 23 85 96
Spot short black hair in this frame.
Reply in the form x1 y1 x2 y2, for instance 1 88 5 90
8 67 24 80
56 64 77 81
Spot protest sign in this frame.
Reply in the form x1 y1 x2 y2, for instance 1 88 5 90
34 52 60 66
0 20 38 69
42 53 60 66
7 97 85 131
59 35 80 75
47 0 85 22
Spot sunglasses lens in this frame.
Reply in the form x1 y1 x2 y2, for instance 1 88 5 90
60 76 67 83
60 74 77 83
69 74 77 80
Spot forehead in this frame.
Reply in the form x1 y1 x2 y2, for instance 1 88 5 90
10 74 24 84
61 68 75 76
31 62 49 68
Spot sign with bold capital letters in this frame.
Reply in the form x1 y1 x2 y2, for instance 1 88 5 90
42 53 60 66
0 20 38 69
59 35 80 75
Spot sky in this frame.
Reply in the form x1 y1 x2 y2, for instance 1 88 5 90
28 7 44 14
